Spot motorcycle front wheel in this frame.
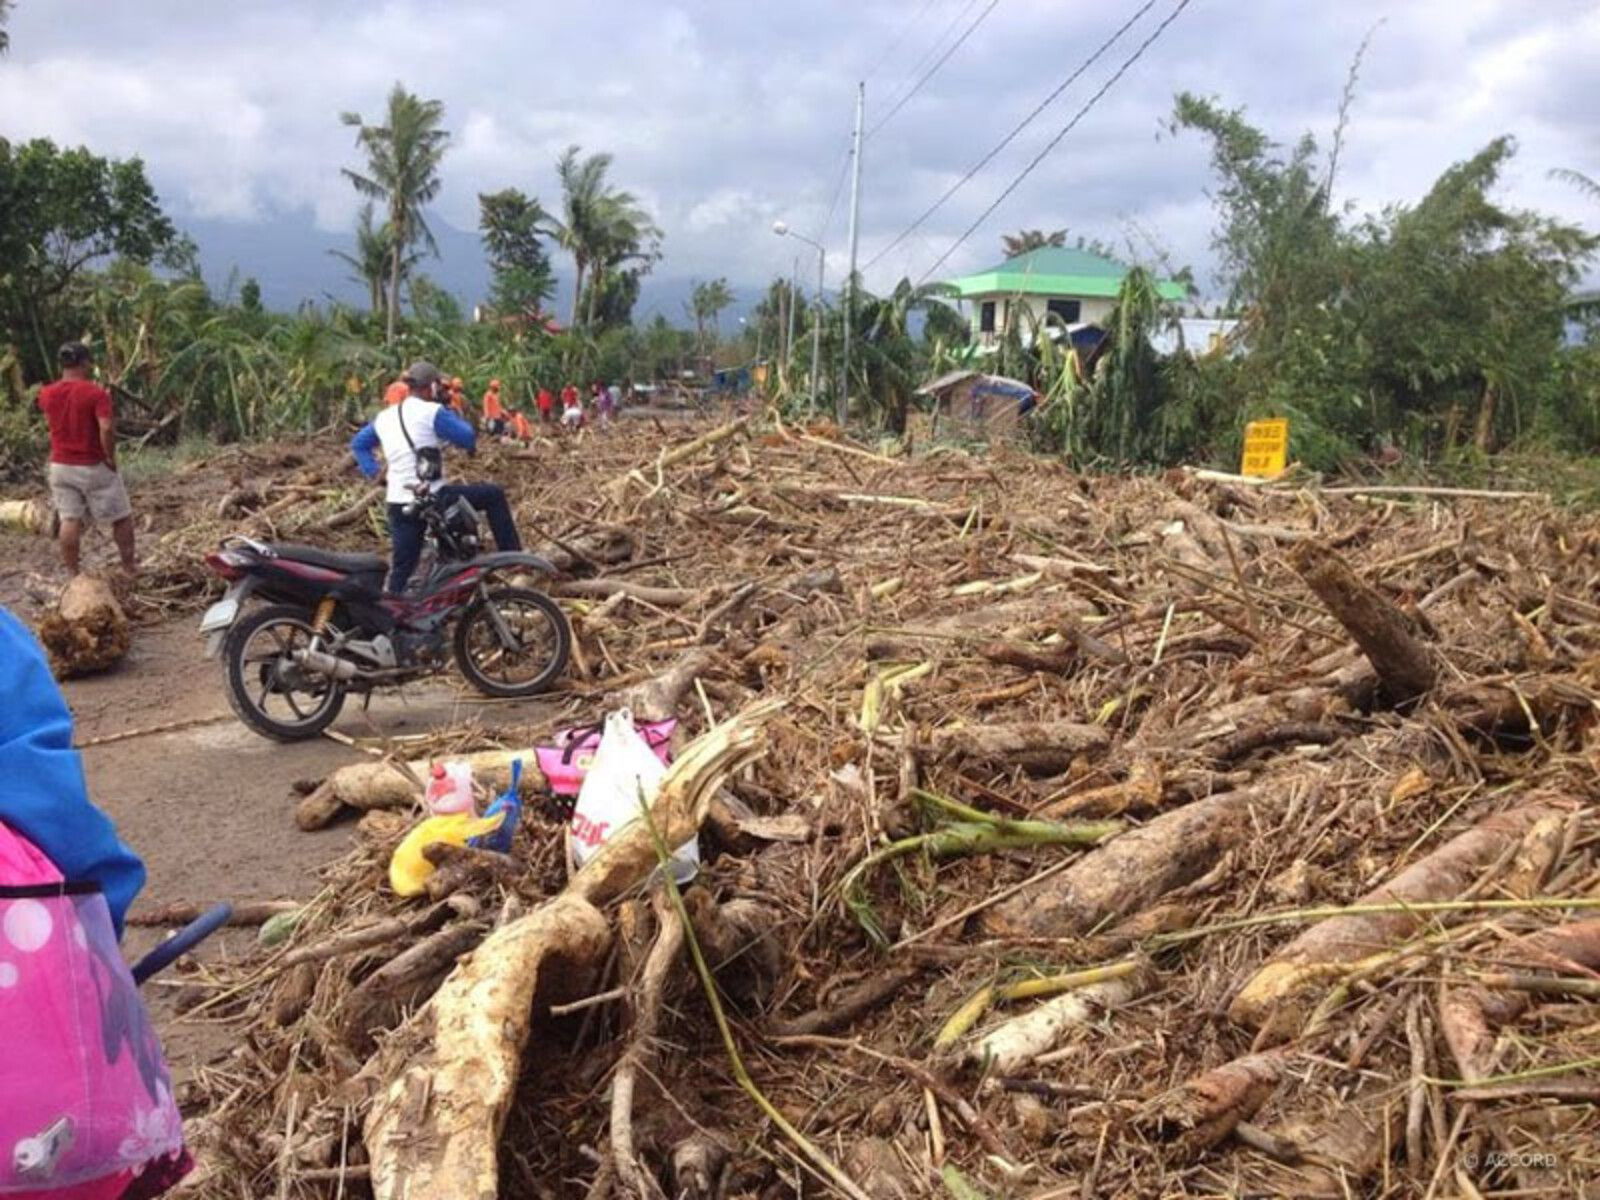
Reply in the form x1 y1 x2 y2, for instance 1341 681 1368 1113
222 605 347 741
453 587 571 698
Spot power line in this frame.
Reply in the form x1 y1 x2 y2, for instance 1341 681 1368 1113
868 0 1003 140
816 141 854 242
863 0 1161 272
863 0 947 93
916 0 1194 285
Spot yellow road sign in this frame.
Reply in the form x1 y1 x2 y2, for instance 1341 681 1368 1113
1241 418 1289 478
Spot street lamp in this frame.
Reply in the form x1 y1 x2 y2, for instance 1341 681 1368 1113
773 220 826 419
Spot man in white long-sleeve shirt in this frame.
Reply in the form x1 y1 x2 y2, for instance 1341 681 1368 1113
349 360 522 593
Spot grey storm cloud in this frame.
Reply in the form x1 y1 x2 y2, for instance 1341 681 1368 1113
1 0 1596 306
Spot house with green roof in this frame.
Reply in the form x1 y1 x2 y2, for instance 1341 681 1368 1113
942 246 1186 349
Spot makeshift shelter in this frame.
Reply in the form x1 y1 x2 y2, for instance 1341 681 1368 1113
917 370 1040 436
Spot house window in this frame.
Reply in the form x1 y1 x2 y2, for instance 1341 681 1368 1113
979 301 996 334
1047 298 1081 324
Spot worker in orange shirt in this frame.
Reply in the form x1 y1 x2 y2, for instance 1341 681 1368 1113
510 409 534 443
482 379 507 435
447 376 467 415
383 377 408 407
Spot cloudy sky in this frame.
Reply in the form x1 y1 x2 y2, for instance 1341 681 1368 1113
2 0 1597 313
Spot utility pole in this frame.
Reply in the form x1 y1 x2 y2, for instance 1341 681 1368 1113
772 220 826 419
785 256 799 390
840 80 864 427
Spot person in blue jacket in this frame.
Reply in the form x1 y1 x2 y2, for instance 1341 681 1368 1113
0 605 144 938
350 359 523 594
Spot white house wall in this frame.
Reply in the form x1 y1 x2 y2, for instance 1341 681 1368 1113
968 294 1116 346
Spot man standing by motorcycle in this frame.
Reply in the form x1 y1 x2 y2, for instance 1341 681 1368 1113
350 360 524 595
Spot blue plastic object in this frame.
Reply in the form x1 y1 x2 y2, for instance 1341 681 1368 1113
472 758 522 854
131 901 234 986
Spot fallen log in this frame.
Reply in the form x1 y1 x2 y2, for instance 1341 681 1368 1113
553 577 705 607
128 899 299 927
770 966 923 1038
36 574 129 678
323 485 383 530
964 961 1153 1074
341 922 489 1054
610 888 684 1198
0 497 58 537
979 783 1274 939
1227 798 1565 1035
1439 919 1600 1083
1137 1051 1286 1157
925 720 1109 774
1289 540 1436 702
296 748 547 831
362 894 612 1200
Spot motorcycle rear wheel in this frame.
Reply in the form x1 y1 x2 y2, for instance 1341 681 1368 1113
454 587 571 698
223 605 348 741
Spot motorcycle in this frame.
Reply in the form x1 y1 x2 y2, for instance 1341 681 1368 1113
198 486 571 741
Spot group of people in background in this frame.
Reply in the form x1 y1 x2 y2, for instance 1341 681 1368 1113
381 374 629 442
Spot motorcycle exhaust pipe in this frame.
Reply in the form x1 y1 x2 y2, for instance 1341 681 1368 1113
291 648 363 682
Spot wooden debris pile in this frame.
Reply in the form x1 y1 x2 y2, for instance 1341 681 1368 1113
146 415 1600 1198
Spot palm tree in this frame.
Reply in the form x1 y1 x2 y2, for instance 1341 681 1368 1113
1001 229 1068 258
856 279 962 433
328 204 417 319
0 0 12 55
1550 168 1600 203
688 278 734 358
341 85 450 344
553 145 661 330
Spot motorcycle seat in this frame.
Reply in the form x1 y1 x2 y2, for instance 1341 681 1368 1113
269 544 388 575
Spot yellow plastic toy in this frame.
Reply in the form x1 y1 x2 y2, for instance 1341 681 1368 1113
388 811 507 897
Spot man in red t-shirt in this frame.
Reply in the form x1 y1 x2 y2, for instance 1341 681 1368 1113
36 343 136 575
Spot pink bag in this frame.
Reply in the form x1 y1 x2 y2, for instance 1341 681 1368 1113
535 718 676 797
0 822 189 1199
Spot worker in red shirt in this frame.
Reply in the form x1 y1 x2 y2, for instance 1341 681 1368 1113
36 343 137 576
536 385 554 424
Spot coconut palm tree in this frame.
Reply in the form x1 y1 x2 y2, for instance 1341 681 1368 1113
1001 229 1068 258
328 204 417 320
688 278 734 358
341 85 450 344
553 144 661 331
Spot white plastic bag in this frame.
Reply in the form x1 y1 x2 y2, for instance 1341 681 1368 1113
568 708 698 883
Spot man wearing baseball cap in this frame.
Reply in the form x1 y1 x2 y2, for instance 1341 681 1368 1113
36 342 137 576
349 360 524 594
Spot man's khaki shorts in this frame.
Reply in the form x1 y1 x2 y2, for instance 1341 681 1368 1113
48 462 132 523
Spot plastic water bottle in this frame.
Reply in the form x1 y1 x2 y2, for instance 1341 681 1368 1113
425 761 475 815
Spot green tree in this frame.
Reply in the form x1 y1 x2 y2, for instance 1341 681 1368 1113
552 145 661 330
1171 93 1595 464
478 187 556 320
688 278 734 357
239 277 263 315
0 0 12 55
0 137 181 378
341 85 450 345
